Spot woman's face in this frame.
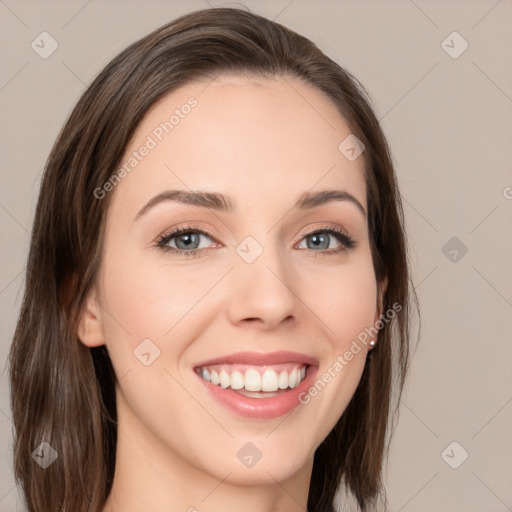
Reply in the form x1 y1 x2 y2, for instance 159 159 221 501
82 74 381 486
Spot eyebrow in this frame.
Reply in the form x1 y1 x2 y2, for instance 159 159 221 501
134 188 367 221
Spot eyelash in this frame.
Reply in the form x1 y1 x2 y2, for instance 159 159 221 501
155 224 356 258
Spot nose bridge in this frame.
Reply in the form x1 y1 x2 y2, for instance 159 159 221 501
227 233 298 328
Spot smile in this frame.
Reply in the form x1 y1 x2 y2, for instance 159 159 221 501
193 351 319 419
196 363 307 396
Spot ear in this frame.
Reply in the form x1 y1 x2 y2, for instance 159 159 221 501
374 275 388 324
77 287 106 347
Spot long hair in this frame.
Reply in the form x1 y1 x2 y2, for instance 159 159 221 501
9 7 416 511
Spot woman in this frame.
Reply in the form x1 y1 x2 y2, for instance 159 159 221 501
9 7 415 512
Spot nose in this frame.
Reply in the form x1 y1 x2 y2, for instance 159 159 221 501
226 244 299 331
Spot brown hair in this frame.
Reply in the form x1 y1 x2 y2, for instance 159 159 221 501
9 7 416 512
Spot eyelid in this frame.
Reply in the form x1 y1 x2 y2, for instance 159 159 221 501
157 224 218 242
296 223 351 241
155 224 221 252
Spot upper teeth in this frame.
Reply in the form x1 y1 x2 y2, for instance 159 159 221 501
197 365 307 392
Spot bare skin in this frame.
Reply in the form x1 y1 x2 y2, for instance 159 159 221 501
78 74 383 512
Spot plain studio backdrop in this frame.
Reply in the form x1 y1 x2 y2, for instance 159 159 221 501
1 1 511 511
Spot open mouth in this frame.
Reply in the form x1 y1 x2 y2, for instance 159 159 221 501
195 363 308 398
193 351 319 419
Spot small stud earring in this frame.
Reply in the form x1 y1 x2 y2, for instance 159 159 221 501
369 340 376 348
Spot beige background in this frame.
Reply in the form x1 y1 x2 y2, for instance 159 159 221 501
1 0 511 510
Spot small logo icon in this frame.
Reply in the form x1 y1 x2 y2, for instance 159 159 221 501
338 134 365 161
133 338 161 366
442 237 468 263
441 441 468 469
31 32 59 59
236 442 262 468
32 442 59 468
441 32 469 59
236 236 264 264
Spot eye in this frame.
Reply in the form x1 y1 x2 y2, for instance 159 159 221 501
155 224 356 258
156 225 218 257
296 226 356 254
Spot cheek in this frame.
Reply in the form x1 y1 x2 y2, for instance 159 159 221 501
97 249 229 381
100 251 206 339
302 255 378 344
295 255 377 435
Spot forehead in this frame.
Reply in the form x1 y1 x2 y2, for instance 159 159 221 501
110 74 367 215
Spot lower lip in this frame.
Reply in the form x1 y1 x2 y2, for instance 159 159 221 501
196 366 319 419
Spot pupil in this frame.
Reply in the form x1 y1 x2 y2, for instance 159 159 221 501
177 233 198 249
310 233 328 249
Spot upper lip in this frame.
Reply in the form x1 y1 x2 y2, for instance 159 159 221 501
194 351 319 368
